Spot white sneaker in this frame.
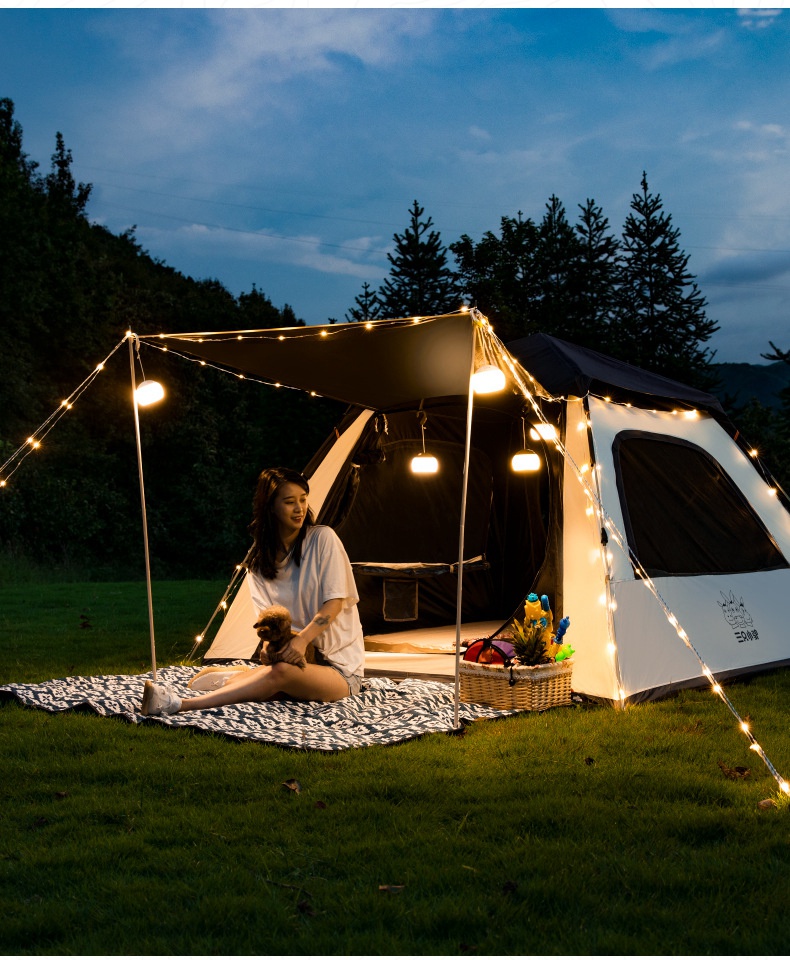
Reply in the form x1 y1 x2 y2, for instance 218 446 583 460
140 680 182 716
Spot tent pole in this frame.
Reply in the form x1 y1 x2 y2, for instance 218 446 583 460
128 336 158 683
453 359 476 729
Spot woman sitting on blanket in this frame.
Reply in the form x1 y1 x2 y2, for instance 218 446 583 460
140 466 365 716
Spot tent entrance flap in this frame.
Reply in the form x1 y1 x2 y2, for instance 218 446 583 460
317 402 553 636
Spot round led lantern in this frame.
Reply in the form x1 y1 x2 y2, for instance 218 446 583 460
511 450 541 473
135 380 165 407
471 364 506 394
410 453 439 475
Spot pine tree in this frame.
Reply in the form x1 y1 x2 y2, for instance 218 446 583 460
574 198 621 351
345 281 381 323
45 132 91 216
451 212 541 341
532 195 584 340
613 172 718 387
377 200 460 318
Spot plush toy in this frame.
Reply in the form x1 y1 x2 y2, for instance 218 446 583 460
253 604 312 670
523 593 543 623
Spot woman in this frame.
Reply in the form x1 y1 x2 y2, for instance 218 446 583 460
140 467 364 716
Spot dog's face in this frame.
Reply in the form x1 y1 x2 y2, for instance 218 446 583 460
253 604 293 648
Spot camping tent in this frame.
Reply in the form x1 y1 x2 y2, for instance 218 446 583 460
141 312 790 705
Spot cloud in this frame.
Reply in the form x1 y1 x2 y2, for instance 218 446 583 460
606 9 728 69
702 251 790 286
137 221 386 282
85 10 438 169
737 9 783 31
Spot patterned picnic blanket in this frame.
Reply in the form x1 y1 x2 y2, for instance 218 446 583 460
0 665 518 751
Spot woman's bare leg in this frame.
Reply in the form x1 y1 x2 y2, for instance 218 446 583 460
177 661 348 712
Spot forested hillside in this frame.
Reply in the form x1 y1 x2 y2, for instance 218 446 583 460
0 99 343 579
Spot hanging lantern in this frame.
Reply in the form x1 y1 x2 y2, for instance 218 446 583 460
135 380 165 406
512 416 541 472
411 453 439 474
472 363 506 394
411 409 439 475
511 450 541 473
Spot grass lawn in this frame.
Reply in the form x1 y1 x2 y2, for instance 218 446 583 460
1 580 789 955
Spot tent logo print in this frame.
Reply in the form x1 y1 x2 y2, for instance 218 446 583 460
718 590 758 643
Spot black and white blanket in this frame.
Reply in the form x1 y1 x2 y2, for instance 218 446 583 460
0 666 518 751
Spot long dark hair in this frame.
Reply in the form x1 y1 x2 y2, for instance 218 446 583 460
248 467 315 579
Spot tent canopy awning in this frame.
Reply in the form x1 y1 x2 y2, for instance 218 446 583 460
141 312 479 410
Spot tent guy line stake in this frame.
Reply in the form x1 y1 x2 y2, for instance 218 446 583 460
128 334 158 683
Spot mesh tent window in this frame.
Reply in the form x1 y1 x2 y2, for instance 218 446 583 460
613 433 788 578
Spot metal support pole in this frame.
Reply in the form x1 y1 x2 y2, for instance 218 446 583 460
128 336 158 682
453 359 477 729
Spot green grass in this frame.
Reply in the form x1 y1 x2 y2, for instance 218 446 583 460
1 581 789 955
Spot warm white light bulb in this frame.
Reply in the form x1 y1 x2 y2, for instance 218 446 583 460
529 423 558 441
472 364 506 394
511 450 541 472
135 380 165 406
411 453 439 474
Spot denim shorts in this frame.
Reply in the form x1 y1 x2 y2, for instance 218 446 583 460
314 648 363 697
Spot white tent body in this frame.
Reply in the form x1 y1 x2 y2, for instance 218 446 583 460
563 396 790 703
204 393 790 704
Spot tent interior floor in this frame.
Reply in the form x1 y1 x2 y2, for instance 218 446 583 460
363 621 505 683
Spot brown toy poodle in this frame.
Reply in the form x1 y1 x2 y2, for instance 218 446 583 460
252 604 314 670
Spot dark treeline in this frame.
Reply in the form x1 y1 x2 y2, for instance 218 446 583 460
1 99 788 579
346 193 718 393
0 99 344 579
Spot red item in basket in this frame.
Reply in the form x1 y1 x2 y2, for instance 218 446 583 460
463 638 515 664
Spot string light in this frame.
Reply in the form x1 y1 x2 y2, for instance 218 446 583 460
188 547 254 660
484 322 788 792
0 336 127 490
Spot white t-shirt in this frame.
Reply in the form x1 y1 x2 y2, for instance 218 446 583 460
247 525 364 678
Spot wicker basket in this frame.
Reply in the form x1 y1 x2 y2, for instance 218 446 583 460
459 658 573 711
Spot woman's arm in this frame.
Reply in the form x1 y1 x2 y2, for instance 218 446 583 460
290 597 344 654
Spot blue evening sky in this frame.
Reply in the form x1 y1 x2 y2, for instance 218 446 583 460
2 6 789 363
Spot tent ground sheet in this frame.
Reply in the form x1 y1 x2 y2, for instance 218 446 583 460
0 665 519 751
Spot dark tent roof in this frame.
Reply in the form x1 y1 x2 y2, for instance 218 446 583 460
142 313 476 411
143 315 721 415
506 333 723 413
